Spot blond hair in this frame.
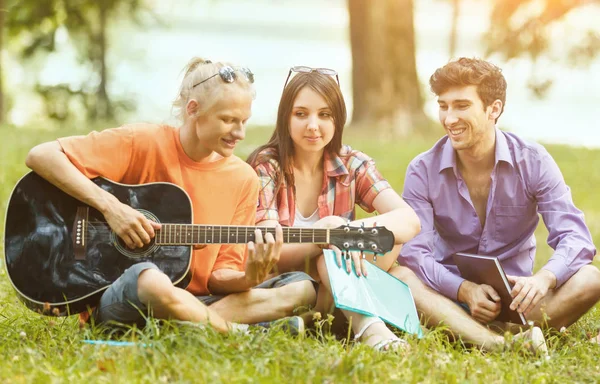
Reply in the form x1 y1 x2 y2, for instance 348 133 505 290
172 57 255 122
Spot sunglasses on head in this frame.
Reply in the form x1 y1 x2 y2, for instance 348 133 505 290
192 62 254 88
283 66 340 89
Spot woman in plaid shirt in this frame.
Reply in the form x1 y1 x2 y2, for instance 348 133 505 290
247 68 421 351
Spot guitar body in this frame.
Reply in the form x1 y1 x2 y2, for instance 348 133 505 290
4 172 193 316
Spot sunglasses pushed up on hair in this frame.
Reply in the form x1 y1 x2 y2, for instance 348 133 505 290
283 66 340 90
192 61 254 88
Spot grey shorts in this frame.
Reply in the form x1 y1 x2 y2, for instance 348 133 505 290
93 262 316 326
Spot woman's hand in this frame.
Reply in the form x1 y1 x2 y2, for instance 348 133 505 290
314 215 367 278
313 215 347 230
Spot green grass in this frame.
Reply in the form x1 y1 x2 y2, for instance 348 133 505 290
2 123 600 383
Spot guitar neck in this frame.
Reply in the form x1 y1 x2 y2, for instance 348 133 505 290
154 224 329 245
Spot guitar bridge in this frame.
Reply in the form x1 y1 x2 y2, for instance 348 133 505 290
72 206 89 260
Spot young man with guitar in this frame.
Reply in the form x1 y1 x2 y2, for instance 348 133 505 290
18 58 317 333
390 57 600 352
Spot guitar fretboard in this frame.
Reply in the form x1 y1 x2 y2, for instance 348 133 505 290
155 224 330 245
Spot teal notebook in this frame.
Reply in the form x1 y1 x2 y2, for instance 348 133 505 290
323 249 423 338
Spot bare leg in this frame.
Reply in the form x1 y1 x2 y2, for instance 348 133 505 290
389 266 505 351
522 265 600 329
315 255 403 349
208 280 317 324
136 269 230 332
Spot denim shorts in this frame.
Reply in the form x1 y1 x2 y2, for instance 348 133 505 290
455 300 471 314
93 262 316 326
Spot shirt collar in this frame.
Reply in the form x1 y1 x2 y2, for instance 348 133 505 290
494 128 514 167
438 127 513 174
439 136 456 173
324 150 349 178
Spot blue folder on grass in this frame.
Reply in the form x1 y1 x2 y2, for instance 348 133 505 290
323 249 423 338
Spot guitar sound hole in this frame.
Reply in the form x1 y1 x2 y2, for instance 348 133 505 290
115 237 156 254
111 209 161 259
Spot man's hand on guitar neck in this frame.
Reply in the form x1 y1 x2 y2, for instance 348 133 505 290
245 225 284 286
103 199 161 249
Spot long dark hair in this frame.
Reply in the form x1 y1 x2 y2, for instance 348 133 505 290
247 71 347 193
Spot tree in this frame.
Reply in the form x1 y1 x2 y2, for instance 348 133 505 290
347 0 430 137
0 0 4 124
61 0 152 120
6 0 151 121
448 0 460 58
484 0 600 97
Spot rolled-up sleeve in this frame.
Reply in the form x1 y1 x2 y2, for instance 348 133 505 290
532 149 596 288
355 157 391 213
398 160 465 300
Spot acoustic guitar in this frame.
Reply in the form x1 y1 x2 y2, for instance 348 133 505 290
4 172 395 316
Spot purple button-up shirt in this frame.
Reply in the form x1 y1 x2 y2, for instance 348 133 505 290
398 129 596 300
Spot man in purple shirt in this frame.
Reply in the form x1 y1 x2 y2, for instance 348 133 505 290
390 57 600 351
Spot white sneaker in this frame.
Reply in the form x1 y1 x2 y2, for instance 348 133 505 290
512 326 549 356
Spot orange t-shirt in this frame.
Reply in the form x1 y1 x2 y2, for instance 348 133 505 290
58 123 259 296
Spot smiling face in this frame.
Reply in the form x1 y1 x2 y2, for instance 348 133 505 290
437 85 500 152
288 86 335 156
191 87 253 159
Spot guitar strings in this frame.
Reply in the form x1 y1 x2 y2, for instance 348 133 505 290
85 220 372 234
83 220 381 245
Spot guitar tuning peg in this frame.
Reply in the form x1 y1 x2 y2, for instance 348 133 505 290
373 254 378 263
358 222 365 234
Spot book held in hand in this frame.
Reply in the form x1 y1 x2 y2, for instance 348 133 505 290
452 252 527 325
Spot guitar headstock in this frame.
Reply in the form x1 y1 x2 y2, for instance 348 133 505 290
329 224 395 254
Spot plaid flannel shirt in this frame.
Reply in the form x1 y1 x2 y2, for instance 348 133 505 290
253 145 391 226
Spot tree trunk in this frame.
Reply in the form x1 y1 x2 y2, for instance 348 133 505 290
347 0 428 137
97 2 112 120
449 0 460 58
0 0 5 124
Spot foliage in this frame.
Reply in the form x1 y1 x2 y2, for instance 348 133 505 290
485 0 600 98
2 123 600 382
5 0 153 121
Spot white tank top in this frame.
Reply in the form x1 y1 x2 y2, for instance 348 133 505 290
293 206 320 227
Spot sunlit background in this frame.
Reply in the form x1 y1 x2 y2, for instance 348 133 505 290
4 0 600 146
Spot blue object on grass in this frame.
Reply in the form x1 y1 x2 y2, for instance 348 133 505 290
323 249 423 338
82 339 150 347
